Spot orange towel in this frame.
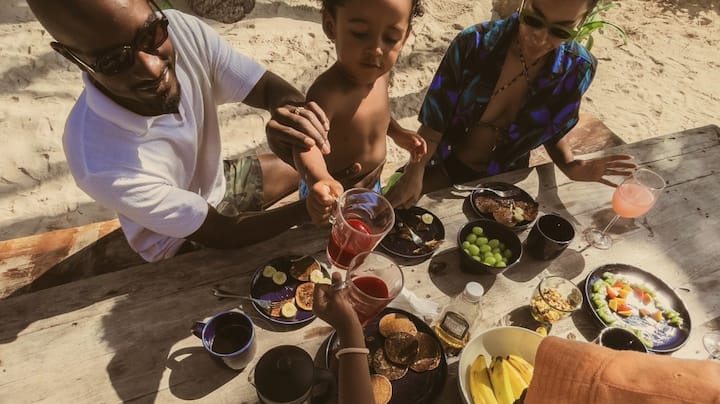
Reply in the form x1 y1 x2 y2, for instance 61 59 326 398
525 336 720 404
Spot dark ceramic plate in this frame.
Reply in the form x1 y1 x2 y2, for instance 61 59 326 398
324 307 448 404
249 255 329 325
583 263 691 353
379 207 445 262
468 182 538 231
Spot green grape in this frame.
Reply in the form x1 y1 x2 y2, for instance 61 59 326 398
503 249 513 258
476 237 489 245
491 247 501 254
467 244 480 256
488 239 500 248
483 256 497 266
463 248 470 256
471 255 482 262
498 242 505 250
493 252 503 262
472 226 484 236
483 251 494 259
479 244 492 253
462 241 471 249
495 261 506 268
466 233 477 243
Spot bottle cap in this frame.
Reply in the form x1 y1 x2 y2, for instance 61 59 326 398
464 282 484 302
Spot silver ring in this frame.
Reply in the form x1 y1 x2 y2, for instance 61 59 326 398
293 106 304 115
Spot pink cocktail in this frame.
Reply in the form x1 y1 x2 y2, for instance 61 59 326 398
585 168 665 249
611 183 657 218
326 188 395 269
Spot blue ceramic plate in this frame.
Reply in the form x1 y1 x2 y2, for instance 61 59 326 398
324 308 448 404
584 263 691 353
249 255 329 325
379 207 445 263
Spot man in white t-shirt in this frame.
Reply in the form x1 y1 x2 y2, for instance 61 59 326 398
27 0 347 262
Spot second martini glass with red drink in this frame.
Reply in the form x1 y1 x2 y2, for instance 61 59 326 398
343 251 404 325
326 188 395 270
584 168 665 250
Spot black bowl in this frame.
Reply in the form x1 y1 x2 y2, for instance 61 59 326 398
457 219 522 274
468 182 538 232
379 207 445 265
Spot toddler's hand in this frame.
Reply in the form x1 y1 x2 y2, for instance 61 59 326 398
306 178 343 225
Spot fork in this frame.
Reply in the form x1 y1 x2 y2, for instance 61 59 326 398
398 222 425 246
211 288 282 313
452 184 518 198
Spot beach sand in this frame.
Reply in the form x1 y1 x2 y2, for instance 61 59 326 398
0 0 718 241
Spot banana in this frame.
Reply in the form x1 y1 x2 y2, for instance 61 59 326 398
501 357 528 400
506 354 534 385
489 357 514 404
468 354 498 404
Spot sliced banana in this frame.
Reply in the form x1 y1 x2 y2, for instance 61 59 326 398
317 277 332 285
262 265 277 278
281 301 297 318
309 269 325 283
272 271 287 285
421 213 434 225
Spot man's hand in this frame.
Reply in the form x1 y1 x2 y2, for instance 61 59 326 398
267 101 331 163
306 178 344 225
561 154 636 187
384 166 423 209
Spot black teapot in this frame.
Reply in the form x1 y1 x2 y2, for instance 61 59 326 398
252 345 335 404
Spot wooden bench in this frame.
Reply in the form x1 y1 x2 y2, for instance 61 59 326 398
0 219 146 299
529 112 625 166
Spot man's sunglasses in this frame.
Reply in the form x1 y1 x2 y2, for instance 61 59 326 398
50 0 169 75
518 0 579 40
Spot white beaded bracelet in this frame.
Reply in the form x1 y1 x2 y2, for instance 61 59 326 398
334 347 370 360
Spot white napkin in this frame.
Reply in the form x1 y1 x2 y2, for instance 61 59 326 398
388 287 440 324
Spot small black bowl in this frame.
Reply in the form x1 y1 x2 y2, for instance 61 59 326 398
457 219 522 274
379 207 445 265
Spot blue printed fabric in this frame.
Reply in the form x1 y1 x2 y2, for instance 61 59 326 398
419 13 597 176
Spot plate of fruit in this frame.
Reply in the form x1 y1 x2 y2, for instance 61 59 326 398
249 255 331 325
584 263 691 353
379 207 445 263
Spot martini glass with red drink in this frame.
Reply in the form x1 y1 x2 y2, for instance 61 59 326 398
584 168 665 250
343 251 404 325
326 188 395 270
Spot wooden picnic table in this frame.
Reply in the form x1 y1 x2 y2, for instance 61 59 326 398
1 125 718 403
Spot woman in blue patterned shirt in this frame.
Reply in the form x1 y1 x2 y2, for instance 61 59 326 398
387 0 636 208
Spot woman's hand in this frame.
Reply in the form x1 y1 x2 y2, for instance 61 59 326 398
562 154 637 187
306 178 343 225
313 272 362 337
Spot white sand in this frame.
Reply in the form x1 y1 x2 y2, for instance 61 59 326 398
0 0 718 241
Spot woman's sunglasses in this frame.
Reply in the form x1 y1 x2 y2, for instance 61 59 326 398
518 0 579 40
50 0 169 75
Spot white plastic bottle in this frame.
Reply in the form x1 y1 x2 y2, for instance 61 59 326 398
432 282 484 349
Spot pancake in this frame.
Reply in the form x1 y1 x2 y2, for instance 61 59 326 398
289 256 321 281
384 332 419 366
378 313 418 338
372 348 407 381
370 374 392 404
409 332 441 372
294 282 314 311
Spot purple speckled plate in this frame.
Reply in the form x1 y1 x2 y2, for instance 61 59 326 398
249 255 329 325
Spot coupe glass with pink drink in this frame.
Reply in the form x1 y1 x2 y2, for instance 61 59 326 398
584 168 665 249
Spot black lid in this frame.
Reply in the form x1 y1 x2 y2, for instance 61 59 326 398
254 345 314 402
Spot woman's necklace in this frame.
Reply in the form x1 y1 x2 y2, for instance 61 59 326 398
489 39 546 100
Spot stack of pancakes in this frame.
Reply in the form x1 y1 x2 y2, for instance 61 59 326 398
369 313 442 404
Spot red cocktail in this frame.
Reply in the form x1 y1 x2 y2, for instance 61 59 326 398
344 251 403 324
326 189 395 269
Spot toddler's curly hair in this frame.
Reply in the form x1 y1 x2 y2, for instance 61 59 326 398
321 0 424 23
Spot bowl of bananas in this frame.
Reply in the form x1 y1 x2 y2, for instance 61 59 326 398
457 326 543 404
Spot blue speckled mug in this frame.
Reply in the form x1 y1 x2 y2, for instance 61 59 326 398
192 310 257 370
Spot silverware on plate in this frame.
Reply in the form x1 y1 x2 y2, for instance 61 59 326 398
211 288 281 312
452 184 519 198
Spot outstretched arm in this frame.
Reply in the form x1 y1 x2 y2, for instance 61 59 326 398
387 119 427 163
545 137 636 187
